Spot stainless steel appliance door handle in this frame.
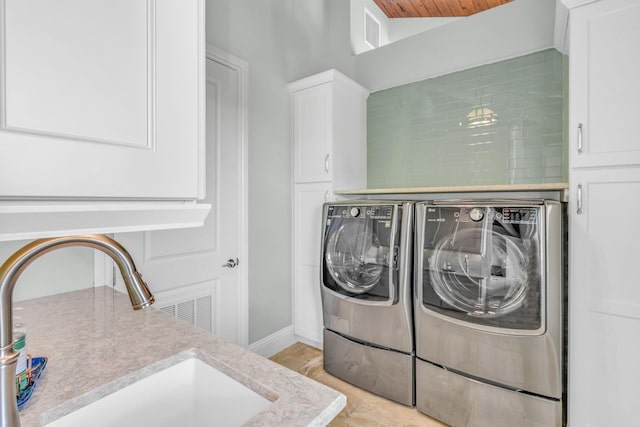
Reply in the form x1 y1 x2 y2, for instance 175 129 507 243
222 258 239 268
324 154 330 173
577 123 583 154
577 184 583 215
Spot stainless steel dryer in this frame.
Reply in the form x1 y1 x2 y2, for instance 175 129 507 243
321 201 414 406
414 200 565 427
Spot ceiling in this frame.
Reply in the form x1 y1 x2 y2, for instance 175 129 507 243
372 0 514 18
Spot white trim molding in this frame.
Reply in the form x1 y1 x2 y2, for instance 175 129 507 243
560 0 599 8
205 44 250 349
248 326 296 358
0 201 211 242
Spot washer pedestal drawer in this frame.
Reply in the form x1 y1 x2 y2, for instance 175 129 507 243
323 329 414 406
416 358 562 427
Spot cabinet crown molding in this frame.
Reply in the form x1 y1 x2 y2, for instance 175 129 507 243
288 69 370 97
0 201 211 242
561 0 599 8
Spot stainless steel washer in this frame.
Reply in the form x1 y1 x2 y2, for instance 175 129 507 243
414 199 566 426
321 201 414 406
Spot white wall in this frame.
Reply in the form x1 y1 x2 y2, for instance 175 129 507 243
206 0 347 344
352 0 557 91
0 241 94 302
387 17 460 44
350 0 458 55
350 0 389 54
206 0 289 344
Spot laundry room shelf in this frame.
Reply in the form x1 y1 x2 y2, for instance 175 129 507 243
334 183 569 199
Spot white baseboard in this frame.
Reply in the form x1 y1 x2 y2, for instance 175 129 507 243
248 325 296 358
294 334 323 350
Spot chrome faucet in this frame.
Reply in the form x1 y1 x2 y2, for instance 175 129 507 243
0 235 154 427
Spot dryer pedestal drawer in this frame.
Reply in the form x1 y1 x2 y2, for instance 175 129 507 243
416 358 562 427
323 329 414 406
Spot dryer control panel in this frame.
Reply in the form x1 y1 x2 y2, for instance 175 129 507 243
501 208 538 224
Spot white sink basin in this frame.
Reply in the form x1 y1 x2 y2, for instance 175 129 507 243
45 356 271 427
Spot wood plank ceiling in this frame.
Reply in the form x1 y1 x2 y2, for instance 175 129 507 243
372 0 513 18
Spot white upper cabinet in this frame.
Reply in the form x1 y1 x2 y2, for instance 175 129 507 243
292 83 332 183
0 0 208 240
569 0 640 168
289 69 369 190
0 0 204 199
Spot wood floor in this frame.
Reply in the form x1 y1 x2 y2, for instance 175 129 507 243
270 342 447 427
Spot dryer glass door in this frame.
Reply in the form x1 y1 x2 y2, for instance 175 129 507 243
420 205 543 330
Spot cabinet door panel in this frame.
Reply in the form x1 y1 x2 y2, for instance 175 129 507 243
569 167 640 426
569 310 640 427
569 0 640 168
294 183 329 266
294 263 323 343
292 85 332 183
4 0 148 146
293 182 330 344
0 0 204 199
571 169 640 317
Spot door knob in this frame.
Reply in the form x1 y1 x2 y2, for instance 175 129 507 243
222 258 238 268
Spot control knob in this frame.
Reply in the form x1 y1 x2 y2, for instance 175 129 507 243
469 208 484 222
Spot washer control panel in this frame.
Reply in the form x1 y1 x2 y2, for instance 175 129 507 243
327 205 394 220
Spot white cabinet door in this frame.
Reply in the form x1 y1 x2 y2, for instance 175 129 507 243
569 0 640 168
331 75 368 191
0 0 204 199
290 70 369 188
568 167 640 426
293 182 331 344
292 83 332 184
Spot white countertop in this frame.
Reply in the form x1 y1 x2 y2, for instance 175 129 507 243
16 287 345 426
334 182 569 195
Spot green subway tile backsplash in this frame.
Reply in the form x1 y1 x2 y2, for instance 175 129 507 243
367 49 568 188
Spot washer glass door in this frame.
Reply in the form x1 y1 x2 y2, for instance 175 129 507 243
420 205 542 330
322 204 398 302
